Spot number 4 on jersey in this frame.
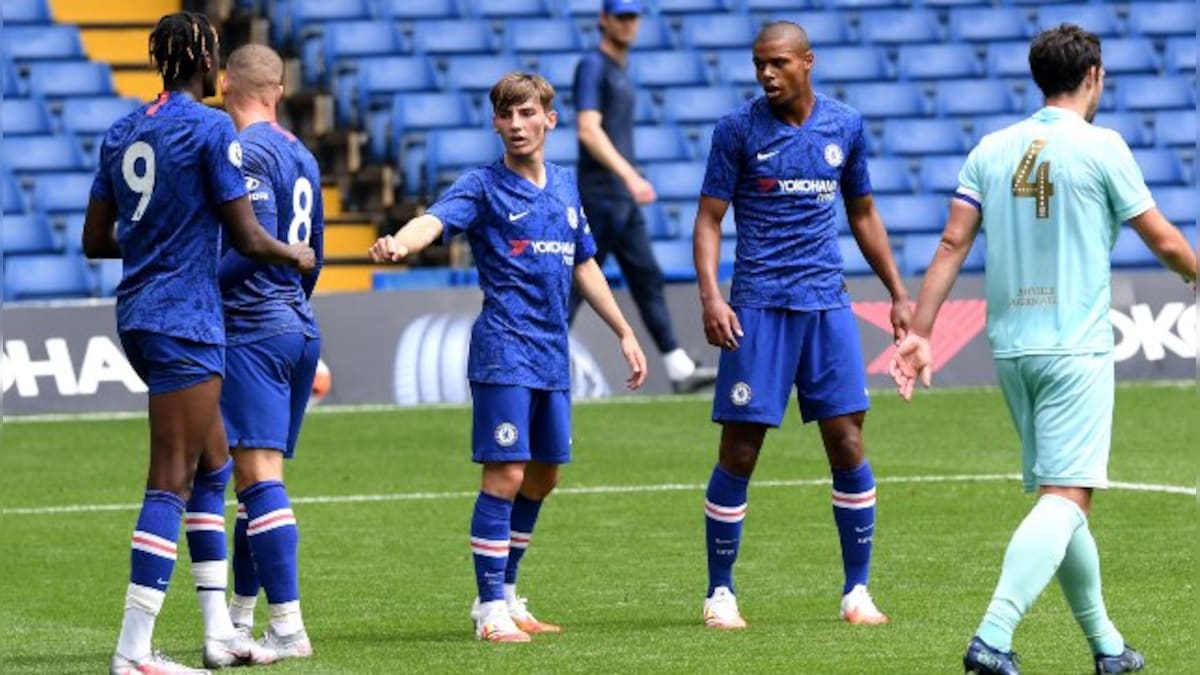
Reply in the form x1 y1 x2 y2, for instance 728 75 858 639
1011 139 1054 219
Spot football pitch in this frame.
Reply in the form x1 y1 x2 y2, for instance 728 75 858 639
1 384 1195 674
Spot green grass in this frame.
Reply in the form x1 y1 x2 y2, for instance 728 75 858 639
1 384 1195 673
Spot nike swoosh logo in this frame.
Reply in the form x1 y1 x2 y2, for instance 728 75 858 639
756 151 779 161
508 211 530 222
156 577 170 586
854 526 873 533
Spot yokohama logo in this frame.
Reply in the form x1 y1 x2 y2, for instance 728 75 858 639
852 300 988 374
757 177 838 194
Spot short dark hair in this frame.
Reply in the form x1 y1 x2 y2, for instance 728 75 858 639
489 72 556 115
1028 24 1102 98
149 12 217 83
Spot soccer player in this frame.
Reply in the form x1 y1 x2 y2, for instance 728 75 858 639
888 25 1196 675
217 44 323 662
692 22 910 630
81 12 314 674
368 72 648 643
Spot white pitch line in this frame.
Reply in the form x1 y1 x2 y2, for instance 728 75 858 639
2 472 1194 517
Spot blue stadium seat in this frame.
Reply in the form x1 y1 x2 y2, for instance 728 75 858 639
838 236 873 276
663 199 734 239
925 0 996 8
970 114 1024 143
919 155 967 194
1133 150 1186 186
651 240 698 282
818 47 890 82
3 25 84 60
1165 37 1195 74
96 259 123 297
832 0 908 7
745 0 821 10
868 158 915 194
3 0 51 24
681 14 757 50
543 130 579 165
378 0 459 20
1116 76 1194 111
883 120 968 156
641 202 677 240
1154 111 1195 148
656 0 731 14
1127 2 1193 37
1092 112 1151 148
4 253 93 301
636 89 659 124
902 234 985 275
1100 39 1160 75
2 136 84 173
1036 5 1120 37
1151 187 1197 225
899 45 982 81
411 20 498 54
631 16 674 51
631 51 708 87
1110 227 1159 268
662 86 744 124
392 93 476 135
424 128 504 194
764 12 850 46
3 58 23 97
875 195 948 234
27 61 114 97
59 97 140 136
937 80 1019 117
859 10 942 45
318 21 407 86
842 82 927 118
634 125 692 163
345 56 439 126
445 55 526 92
694 123 717 161
276 0 368 48
643 161 707 201
987 41 1031 78
2 98 52 135
949 7 1032 43
32 172 93 213
507 20 586 54
3 213 57 254
472 0 552 18
3 172 25 213
535 53 583 91
715 49 757 87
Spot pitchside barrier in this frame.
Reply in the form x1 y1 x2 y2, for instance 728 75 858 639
1 273 1194 416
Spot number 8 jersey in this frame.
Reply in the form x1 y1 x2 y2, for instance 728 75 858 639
220 121 324 346
90 91 248 345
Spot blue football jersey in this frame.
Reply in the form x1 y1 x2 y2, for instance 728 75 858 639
701 94 872 311
90 91 248 344
219 121 324 346
428 159 598 391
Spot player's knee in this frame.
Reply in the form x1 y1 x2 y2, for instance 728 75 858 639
482 462 526 500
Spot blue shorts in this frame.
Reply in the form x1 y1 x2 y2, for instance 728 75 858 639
221 333 321 458
470 382 571 465
712 306 870 427
995 353 1113 492
119 330 224 395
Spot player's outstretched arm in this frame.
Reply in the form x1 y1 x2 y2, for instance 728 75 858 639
1127 207 1197 284
367 214 444 263
574 258 647 389
219 196 315 273
846 194 910 341
693 196 741 350
81 198 121 258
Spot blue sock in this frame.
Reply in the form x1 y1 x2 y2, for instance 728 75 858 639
240 480 299 605
505 493 543 585
704 465 748 597
831 461 877 594
232 500 260 597
130 489 185 592
470 492 512 603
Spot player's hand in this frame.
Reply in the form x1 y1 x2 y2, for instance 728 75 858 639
702 296 743 351
620 334 648 390
368 235 408 263
890 295 912 343
888 333 933 401
625 175 657 205
289 243 317 274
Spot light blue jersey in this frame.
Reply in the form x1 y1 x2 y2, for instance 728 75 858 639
956 106 1154 357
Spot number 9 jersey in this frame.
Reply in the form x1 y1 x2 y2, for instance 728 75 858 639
90 91 249 345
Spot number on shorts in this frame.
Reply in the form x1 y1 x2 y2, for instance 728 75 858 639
1011 139 1054 219
287 176 313 244
121 141 156 222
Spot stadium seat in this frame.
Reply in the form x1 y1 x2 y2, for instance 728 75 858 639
2 136 84 173
636 89 660 124
423 128 504 194
391 93 476 136
27 61 114 97
3 253 93 301
838 235 873 276
643 161 707 201
1116 76 1194 111
937 80 1019 117
3 25 84 60
663 199 734 240
96 259 123 297
919 155 968 194
59 96 139 136
694 123 717 161
631 16 674 51
641 202 677 240
987 41 1032 78
1165 38 1195 74
32 172 93 213
1110 227 1159 268
279 0 369 49
832 0 908 7
631 51 708 87
3 172 25 213
817 47 890 82
662 86 744 124
970 114 1024 143
2 213 57 254
3 58 23 97
506 20 586 54
444 55 526 92
715 49 757 87
378 0 460 20
903 234 984 275
535 53 583 91
411 20 498 54
681 14 758 50
1151 187 1197 225
3 0 51 23
859 10 942 45
345 56 439 126
316 21 407 87
949 7 1032 42
2 98 52 136
656 0 731 14
875 195 948 234
898 45 982 80
841 83 927 119
1134 150 1187 189
868 158 915 194
1154 111 1195 148
1036 5 1120 37
883 119 968 156
1099 39 1160 75
634 125 692 163
472 0 552 18
1127 2 1194 37
543 131 579 165
1092 112 1151 148
651 240 697 282
763 12 850 46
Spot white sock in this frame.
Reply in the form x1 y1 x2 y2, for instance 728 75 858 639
229 594 257 629
192 560 236 639
269 600 304 636
663 348 695 381
503 583 518 604
116 583 164 660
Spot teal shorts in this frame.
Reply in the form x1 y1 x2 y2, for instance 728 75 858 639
995 353 1113 493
